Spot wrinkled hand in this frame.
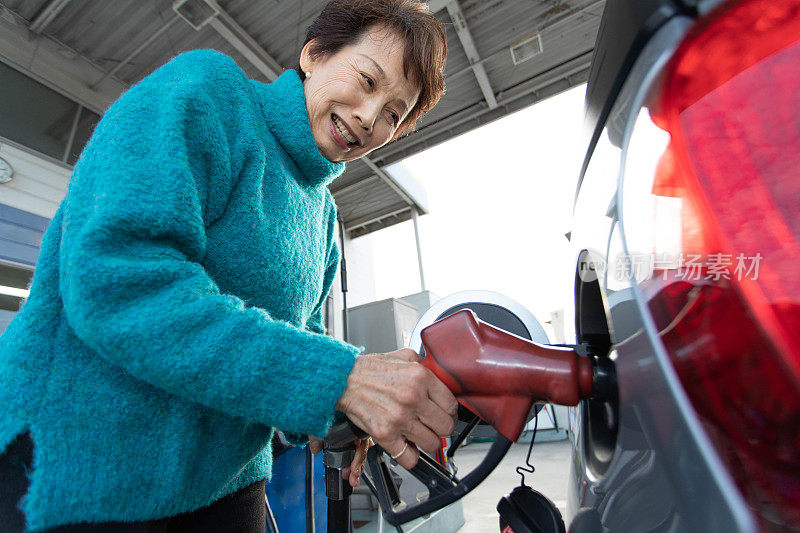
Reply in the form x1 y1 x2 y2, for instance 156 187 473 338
308 435 372 487
335 349 458 470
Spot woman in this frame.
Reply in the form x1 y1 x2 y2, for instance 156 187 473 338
0 1 453 531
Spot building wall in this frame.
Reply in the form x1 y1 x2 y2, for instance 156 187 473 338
0 142 64 334
0 141 70 219
0 203 50 268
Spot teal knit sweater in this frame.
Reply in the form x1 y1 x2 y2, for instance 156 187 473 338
0 50 361 531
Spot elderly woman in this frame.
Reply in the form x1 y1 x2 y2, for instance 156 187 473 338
0 1 454 531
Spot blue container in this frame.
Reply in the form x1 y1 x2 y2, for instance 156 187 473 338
265 447 327 532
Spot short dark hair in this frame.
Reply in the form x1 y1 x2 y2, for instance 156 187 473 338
297 0 447 138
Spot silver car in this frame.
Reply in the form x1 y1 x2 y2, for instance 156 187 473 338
566 0 800 531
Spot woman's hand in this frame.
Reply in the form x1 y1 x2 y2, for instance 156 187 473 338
308 435 372 487
335 349 459 470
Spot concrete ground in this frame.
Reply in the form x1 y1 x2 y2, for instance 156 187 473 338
454 436 571 533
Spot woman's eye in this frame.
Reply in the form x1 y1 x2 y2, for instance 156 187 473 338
361 73 374 88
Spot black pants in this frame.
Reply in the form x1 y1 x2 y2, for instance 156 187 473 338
0 433 266 533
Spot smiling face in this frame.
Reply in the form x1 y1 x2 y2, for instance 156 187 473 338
300 26 421 163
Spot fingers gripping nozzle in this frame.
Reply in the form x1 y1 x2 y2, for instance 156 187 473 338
420 309 616 442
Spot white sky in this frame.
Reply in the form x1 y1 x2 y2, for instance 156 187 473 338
360 84 588 323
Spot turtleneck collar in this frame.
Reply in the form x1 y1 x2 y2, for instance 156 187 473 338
251 70 345 187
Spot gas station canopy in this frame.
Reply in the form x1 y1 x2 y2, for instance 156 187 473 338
1 0 604 237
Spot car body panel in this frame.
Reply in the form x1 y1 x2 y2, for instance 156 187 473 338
578 0 681 200
566 9 757 532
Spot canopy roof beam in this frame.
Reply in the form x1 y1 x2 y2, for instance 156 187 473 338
346 205 412 234
361 156 414 207
445 0 498 109
29 0 73 34
208 7 283 81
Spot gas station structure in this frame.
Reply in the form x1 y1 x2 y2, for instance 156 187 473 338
0 0 604 339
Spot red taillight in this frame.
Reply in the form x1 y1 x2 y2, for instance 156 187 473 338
646 0 800 527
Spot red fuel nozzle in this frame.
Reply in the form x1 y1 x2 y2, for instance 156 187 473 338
420 309 596 442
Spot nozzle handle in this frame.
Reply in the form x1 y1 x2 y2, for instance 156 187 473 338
366 435 513 526
324 417 368 449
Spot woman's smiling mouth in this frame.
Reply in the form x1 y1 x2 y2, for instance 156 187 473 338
330 114 360 150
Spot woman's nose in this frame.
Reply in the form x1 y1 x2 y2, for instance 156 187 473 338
353 111 374 133
355 114 372 133
354 99 382 133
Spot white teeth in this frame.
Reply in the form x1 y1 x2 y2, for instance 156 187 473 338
333 115 357 145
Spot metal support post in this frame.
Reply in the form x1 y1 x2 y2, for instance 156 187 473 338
411 209 426 292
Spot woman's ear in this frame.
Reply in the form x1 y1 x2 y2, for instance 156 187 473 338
299 40 318 74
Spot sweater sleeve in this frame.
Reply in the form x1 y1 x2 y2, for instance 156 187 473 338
59 50 359 439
